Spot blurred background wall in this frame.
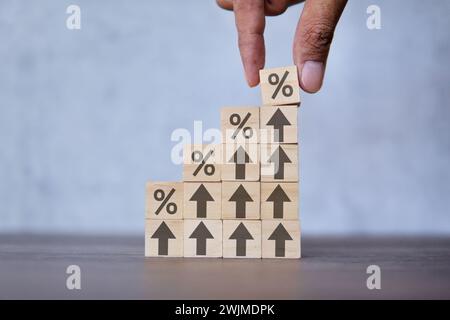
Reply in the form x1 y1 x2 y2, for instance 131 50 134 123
0 0 449 235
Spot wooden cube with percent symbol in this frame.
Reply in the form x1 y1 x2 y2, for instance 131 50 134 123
260 144 299 182
222 181 260 220
183 182 221 219
184 219 223 258
262 220 301 259
183 144 221 182
145 219 184 257
260 106 298 144
146 182 183 220
260 66 300 106
222 143 259 181
261 182 299 220
221 107 259 144
223 220 261 258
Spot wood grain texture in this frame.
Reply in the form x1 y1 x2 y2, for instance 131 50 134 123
221 181 261 220
3 235 450 299
145 182 183 220
183 182 222 219
260 106 298 144
221 107 259 144
262 220 301 259
183 144 221 182
221 143 260 181
184 219 222 258
145 219 184 257
260 66 300 106
261 182 299 220
223 220 261 258
261 144 299 182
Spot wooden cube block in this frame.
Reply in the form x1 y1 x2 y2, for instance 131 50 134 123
146 182 183 220
184 220 222 258
260 66 300 106
222 143 259 181
222 181 260 219
261 183 299 220
262 220 301 259
145 220 183 257
221 107 259 144
223 220 261 258
260 106 298 144
183 182 221 219
183 144 221 182
261 144 298 182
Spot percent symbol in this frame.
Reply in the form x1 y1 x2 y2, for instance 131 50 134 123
153 188 177 215
269 71 293 99
230 112 253 139
192 150 215 176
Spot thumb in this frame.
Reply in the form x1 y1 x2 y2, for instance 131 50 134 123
293 0 347 93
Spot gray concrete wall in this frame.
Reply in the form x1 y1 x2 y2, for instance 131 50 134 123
1 0 449 234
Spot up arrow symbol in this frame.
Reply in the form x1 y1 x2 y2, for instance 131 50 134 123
189 221 214 255
189 184 214 218
229 146 252 179
268 223 293 257
266 108 291 142
229 184 253 218
268 146 292 180
266 184 291 218
151 221 176 256
229 223 254 256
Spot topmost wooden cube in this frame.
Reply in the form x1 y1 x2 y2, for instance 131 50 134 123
260 66 300 106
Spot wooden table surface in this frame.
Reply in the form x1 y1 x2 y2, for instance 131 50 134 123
1 234 449 299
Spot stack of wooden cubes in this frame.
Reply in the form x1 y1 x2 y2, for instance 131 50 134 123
145 66 301 259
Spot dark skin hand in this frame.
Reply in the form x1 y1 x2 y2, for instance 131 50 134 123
216 0 347 93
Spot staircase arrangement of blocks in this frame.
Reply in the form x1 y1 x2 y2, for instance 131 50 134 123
145 66 301 259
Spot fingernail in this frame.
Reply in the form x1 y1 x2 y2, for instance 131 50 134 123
245 71 258 88
300 61 325 93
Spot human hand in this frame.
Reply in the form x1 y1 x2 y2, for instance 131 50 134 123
217 0 347 93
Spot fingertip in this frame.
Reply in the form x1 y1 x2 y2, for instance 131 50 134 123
245 71 260 87
299 61 324 93
264 0 289 16
216 0 233 10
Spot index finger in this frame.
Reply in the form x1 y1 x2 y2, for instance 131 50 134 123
234 0 266 87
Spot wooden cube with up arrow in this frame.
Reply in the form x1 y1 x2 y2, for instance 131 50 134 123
260 106 298 144
184 220 223 258
222 143 260 181
261 183 299 220
221 181 260 220
260 144 298 182
183 182 221 219
262 220 301 259
223 220 261 258
145 220 184 257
